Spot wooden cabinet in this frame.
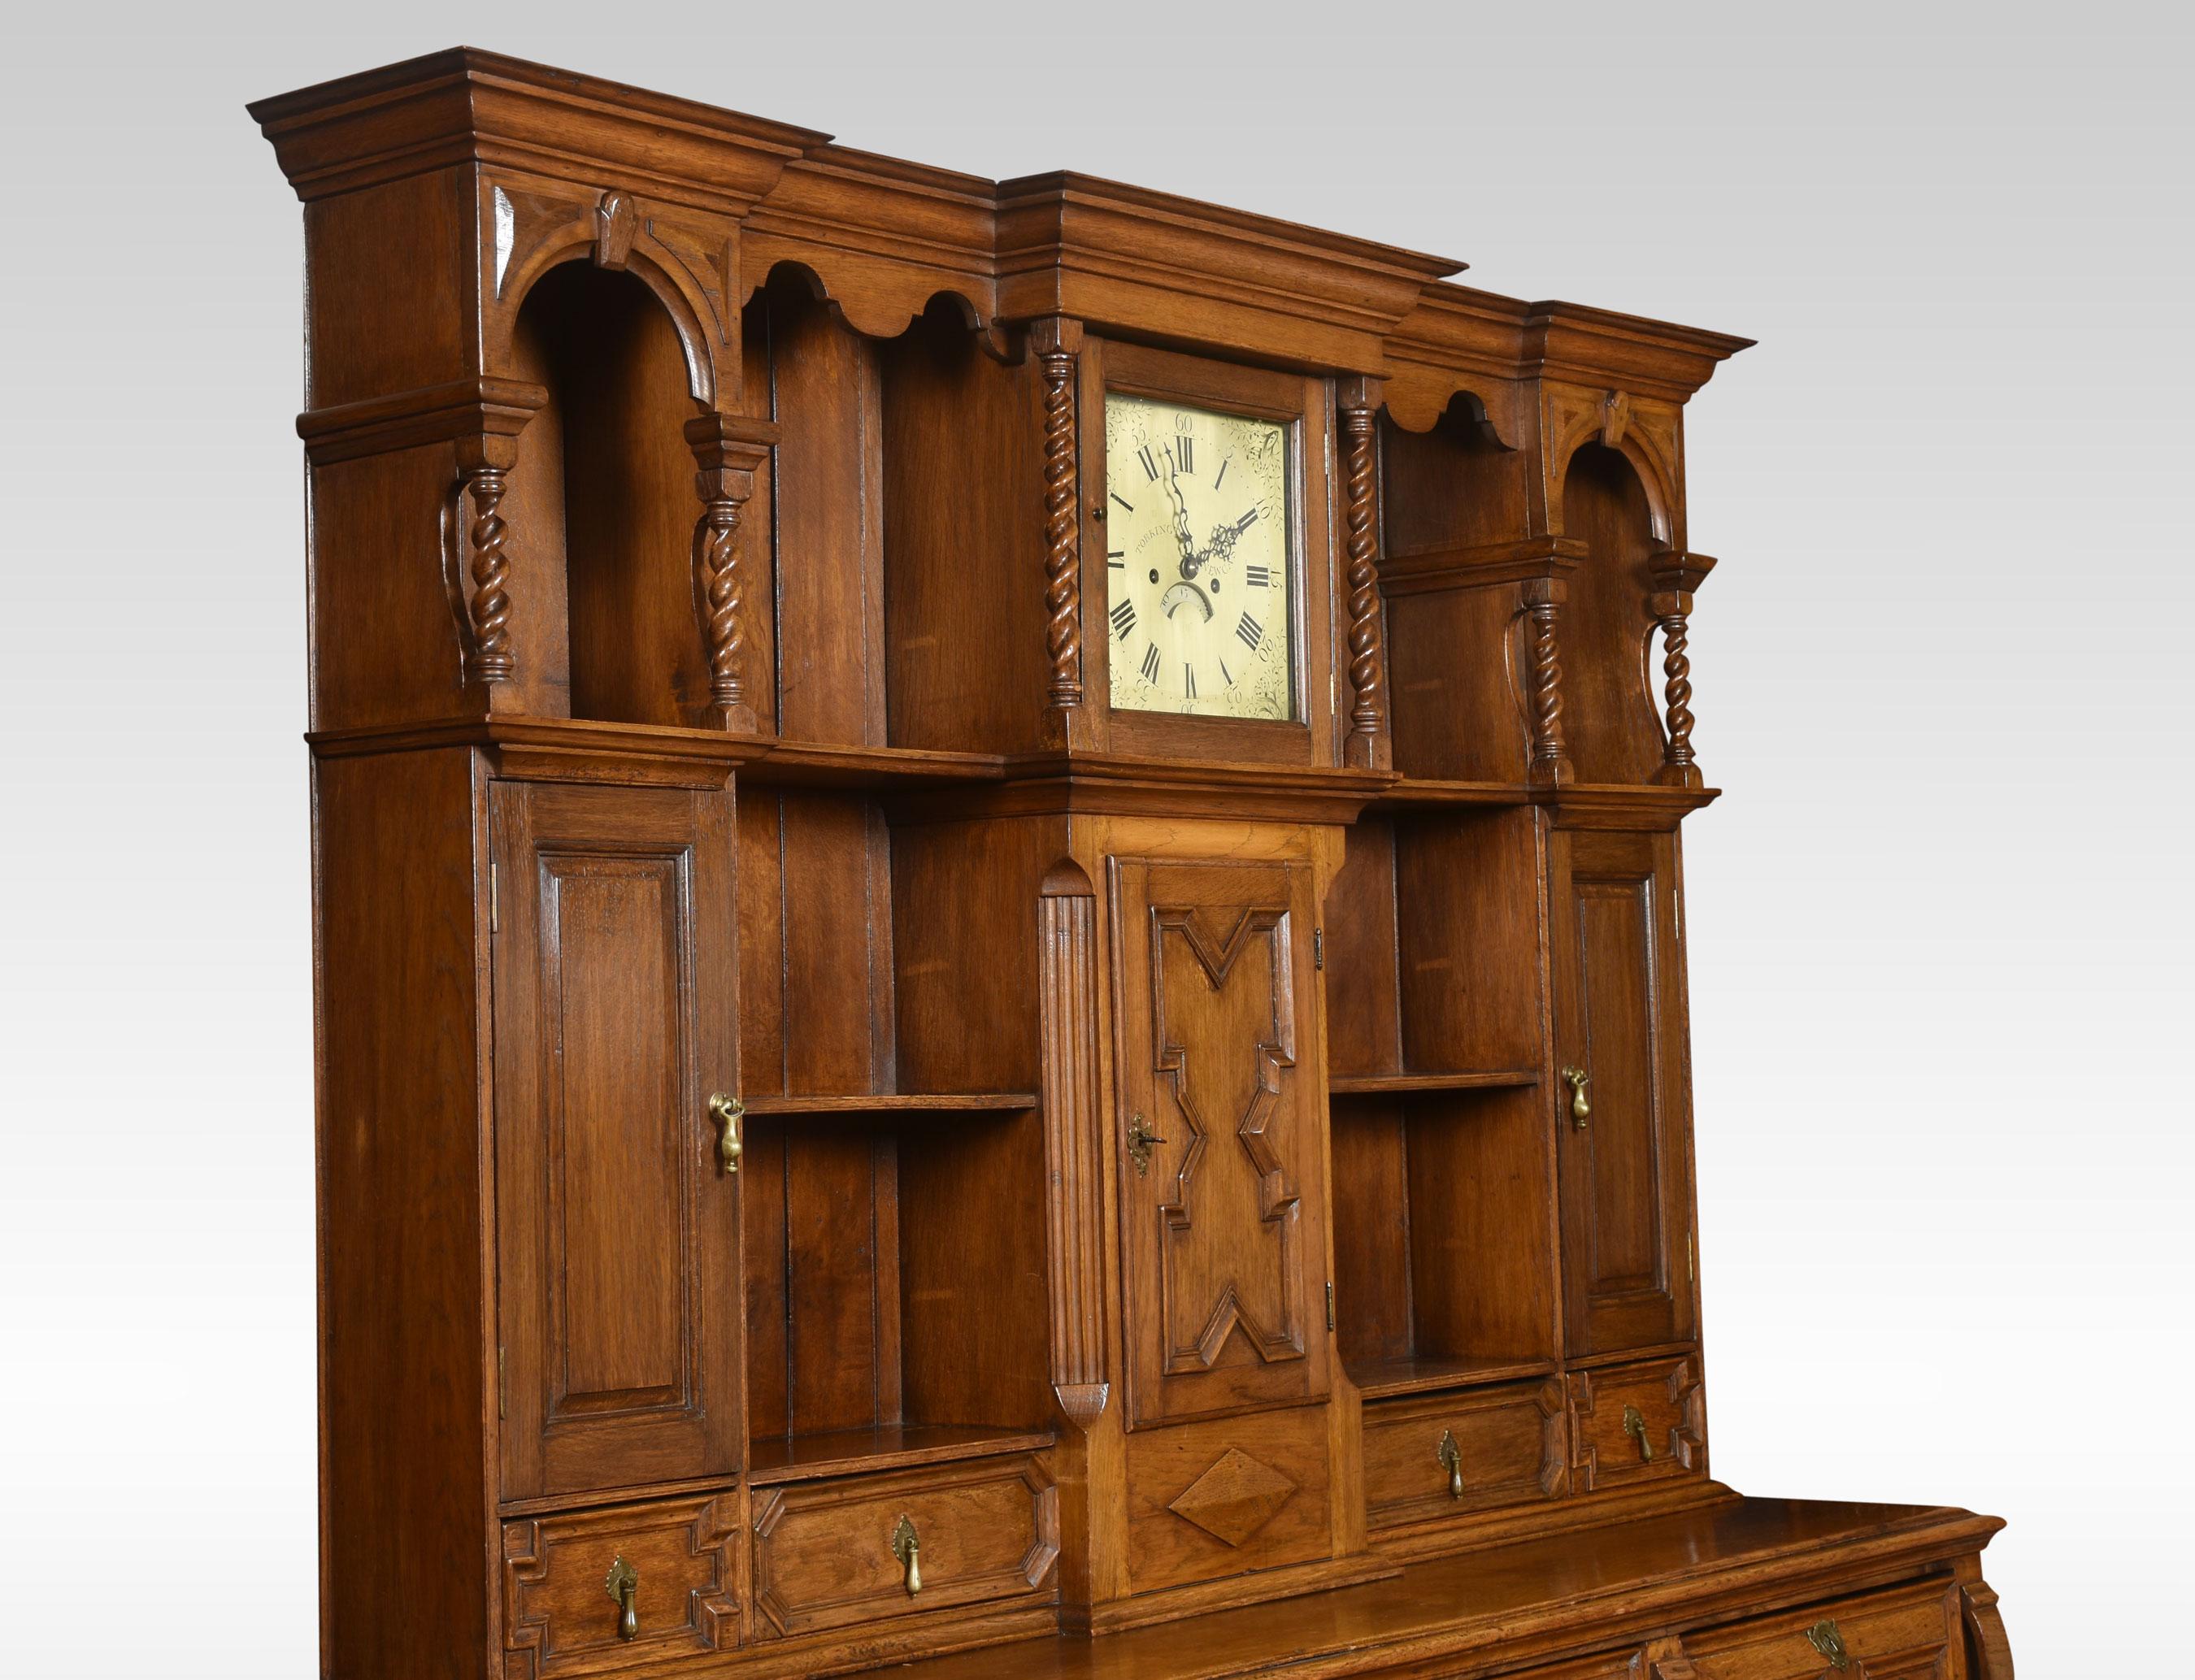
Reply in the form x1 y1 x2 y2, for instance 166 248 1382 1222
1108 856 1332 1429
492 782 745 1499
1550 826 1697 1359
259 46 2010 1680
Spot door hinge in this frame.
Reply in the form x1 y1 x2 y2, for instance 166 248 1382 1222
489 861 499 935
1313 928 1324 970
498 1344 507 1420
1325 1280 1336 1331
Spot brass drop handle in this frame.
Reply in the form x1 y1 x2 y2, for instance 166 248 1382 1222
1621 1403 1654 1461
1126 1111 1168 1177
604 1555 639 1641
708 1092 743 1175
1806 1617 1851 1671
1435 1429 1463 1500
889 1513 921 1597
1561 1066 1591 1127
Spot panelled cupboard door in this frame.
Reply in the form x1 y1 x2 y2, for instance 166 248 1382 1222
1110 857 1332 1428
493 782 743 1500
1550 827 1696 1359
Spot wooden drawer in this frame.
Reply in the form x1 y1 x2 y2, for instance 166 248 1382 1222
1364 1380 1567 1530
750 1453 1058 1639
1567 1353 1704 1492
1684 1579 1958 1678
502 1494 737 1679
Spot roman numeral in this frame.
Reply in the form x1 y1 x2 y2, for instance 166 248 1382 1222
1137 445 1161 481
1219 657 1234 687
1213 458 1228 491
1233 506 1260 532
1176 436 1194 472
1184 663 1197 699
1111 492 1135 514
1245 564 1271 588
1107 549 1125 569
1110 599 1137 640
1236 612 1264 652
1140 643 1162 684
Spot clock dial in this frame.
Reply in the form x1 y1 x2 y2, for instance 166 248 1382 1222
1103 393 1296 720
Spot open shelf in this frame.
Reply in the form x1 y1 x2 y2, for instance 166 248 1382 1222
1329 1070 1538 1097
741 1092 1037 1117
1347 1354 1560 1402
746 1422 1054 1487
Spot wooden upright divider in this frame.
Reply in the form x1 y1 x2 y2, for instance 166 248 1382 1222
254 48 2012 1680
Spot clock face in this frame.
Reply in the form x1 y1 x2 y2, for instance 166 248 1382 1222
1103 393 1296 721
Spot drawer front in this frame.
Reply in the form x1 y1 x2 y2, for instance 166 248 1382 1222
1567 1353 1704 1492
1364 1380 1567 1529
1684 1579 1958 1678
502 1495 737 1679
750 1454 1058 1639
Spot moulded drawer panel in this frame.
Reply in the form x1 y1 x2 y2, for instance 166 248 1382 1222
502 1494 738 1679
1364 1379 1567 1530
750 1454 1058 1639
1567 1353 1705 1493
1684 1579 1958 1679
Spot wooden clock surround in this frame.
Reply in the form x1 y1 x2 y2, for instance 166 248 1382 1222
252 49 2012 1680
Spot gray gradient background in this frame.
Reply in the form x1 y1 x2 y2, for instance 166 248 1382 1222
2 6 2188 1674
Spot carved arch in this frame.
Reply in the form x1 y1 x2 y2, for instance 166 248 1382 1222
485 183 737 410
1543 383 1680 547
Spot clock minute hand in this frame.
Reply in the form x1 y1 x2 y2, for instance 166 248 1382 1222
1161 461 1200 577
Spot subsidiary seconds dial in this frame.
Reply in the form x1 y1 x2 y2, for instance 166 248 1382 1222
1103 393 1296 720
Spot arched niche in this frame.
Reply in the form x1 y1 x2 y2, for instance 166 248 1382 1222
1560 443 1666 784
505 259 714 727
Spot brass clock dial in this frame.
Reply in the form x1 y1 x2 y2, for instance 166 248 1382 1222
1103 393 1296 720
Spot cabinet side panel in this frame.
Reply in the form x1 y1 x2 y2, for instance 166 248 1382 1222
315 747 490 1680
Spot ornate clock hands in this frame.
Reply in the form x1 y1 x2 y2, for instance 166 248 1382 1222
1161 455 1200 578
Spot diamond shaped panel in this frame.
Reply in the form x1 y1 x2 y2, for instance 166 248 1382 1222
1166 1446 1298 1548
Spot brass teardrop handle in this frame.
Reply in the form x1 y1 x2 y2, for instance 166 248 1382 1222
1126 1111 1168 1177
603 1555 638 1641
1560 1066 1591 1127
708 1092 743 1175
1621 1403 1654 1461
1435 1429 1463 1500
889 1513 921 1596
1806 1617 1852 1672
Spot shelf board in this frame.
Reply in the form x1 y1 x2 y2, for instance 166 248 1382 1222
1328 1070 1540 1096
747 1423 1054 1485
1347 1355 1560 1400
1371 777 1533 811
741 1092 1037 1117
